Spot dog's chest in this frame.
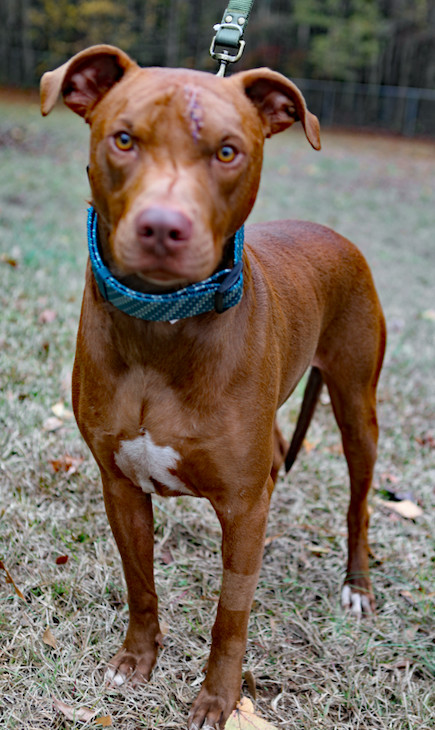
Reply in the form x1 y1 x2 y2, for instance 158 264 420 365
114 430 194 497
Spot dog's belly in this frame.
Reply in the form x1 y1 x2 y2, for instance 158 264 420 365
114 431 194 497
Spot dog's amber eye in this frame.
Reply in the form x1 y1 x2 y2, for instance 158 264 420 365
114 132 134 151
216 145 237 163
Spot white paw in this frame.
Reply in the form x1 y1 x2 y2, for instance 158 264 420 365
341 585 373 617
105 666 128 687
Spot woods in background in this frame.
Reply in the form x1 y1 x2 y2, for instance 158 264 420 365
1 0 434 90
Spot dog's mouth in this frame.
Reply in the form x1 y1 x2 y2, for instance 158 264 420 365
136 270 191 290
111 233 237 295
114 268 191 294
110 237 217 293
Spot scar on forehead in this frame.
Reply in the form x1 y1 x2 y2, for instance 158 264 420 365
184 85 204 142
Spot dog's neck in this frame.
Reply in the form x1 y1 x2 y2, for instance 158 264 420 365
87 207 245 322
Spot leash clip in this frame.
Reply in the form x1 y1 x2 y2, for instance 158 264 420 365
210 2 255 76
210 21 246 77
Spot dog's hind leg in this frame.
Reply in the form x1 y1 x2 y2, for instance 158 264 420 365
322 309 386 616
326 377 381 615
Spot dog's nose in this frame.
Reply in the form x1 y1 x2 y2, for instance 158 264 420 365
135 207 192 255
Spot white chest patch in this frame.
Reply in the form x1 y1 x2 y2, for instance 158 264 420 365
114 431 193 496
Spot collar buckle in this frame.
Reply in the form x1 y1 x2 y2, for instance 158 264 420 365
214 259 243 313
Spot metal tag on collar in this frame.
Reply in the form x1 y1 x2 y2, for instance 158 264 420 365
214 259 243 313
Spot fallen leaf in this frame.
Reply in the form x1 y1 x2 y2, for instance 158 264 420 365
0 560 25 600
387 499 423 519
50 454 83 476
373 496 423 519
53 697 98 723
51 402 73 420
302 439 316 454
38 308 57 324
0 253 18 267
43 627 57 649
43 416 63 432
160 619 170 636
225 697 278 729
415 434 435 449
95 717 113 727
55 555 69 565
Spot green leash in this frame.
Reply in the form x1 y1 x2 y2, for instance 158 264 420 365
210 0 256 76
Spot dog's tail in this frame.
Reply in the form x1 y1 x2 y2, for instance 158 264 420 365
285 366 324 472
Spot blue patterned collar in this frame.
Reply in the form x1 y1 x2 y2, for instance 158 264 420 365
87 207 244 321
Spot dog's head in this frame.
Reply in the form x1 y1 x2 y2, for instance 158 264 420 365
41 45 320 291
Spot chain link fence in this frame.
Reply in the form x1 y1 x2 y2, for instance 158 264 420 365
1 43 434 138
294 78 435 137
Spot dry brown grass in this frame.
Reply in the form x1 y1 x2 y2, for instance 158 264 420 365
0 99 434 729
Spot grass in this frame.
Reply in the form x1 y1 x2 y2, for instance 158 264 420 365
0 92 434 729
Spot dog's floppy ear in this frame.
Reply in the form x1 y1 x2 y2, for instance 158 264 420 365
40 44 136 120
235 68 321 150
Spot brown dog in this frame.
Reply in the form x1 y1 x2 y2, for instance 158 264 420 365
41 45 386 729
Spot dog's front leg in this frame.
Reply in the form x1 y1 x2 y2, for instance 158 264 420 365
101 472 162 686
188 479 272 730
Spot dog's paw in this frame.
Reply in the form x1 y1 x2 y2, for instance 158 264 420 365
188 686 236 730
341 584 375 617
105 647 156 688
